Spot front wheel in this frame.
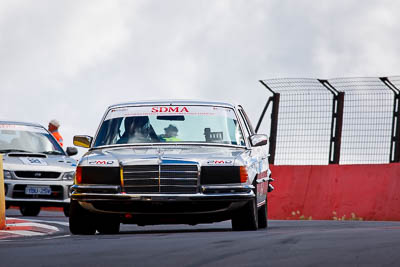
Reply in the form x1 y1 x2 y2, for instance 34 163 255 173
96 215 120 235
19 205 41 216
63 204 70 217
69 200 96 235
231 198 258 231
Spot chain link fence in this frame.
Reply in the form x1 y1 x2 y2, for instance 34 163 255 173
329 77 394 164
257 76 400 165
257 79 333 165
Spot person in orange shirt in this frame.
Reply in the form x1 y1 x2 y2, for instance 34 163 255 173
48 119 64 147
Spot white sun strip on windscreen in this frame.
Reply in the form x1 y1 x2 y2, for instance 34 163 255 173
105 106 237 121
0 124 47 134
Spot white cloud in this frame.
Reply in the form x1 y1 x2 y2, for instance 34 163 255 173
311 0 400 77
1 0 399 157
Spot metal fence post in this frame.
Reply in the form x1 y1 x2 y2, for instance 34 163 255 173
319 80 344 164
268 93 280 165
258 80 280 164
380 77 400 163
255 96 273 134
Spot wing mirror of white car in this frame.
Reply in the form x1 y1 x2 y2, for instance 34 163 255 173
66 147 78 156
249 134 268 147
73 135 93 148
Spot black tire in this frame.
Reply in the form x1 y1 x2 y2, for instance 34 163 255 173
19 205 41 216
231 198 258 231
63 205 70 217
69 200 96 235
258 200 268 229
96 215 120 235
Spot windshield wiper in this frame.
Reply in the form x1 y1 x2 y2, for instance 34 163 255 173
0 149 32 153
39 151 64 155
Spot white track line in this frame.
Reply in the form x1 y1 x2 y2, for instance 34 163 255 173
0 230 45 236
1 217 60 238
11 222 59 231
26 219 69 227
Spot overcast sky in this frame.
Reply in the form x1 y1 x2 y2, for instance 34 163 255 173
1 0 399 156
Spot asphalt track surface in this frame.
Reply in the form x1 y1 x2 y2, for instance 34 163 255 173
1 210 400 267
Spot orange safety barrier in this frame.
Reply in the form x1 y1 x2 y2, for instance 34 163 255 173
268 164 400 221
0 155 5 229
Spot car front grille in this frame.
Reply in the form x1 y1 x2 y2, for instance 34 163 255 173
123 164 199 194
14 171 61 179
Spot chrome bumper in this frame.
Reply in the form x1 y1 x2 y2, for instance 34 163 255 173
71 184 255 202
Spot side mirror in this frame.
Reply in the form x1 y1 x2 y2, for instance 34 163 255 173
66 147 78 156
249 134 268 147
73 135 93 148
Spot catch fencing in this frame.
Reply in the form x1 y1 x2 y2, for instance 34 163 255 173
256 76 400 165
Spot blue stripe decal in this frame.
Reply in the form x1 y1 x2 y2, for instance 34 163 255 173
161 159 198 165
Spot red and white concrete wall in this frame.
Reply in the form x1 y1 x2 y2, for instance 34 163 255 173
268 164 400 221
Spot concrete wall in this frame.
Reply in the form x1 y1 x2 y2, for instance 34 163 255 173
269 164 400 221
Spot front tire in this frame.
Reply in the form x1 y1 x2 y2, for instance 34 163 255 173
96 215 120 235
19 205 41 216
69 200 96 235
231 198 258 231
63 204 70 217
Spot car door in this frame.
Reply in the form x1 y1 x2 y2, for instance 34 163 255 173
237 106 269 204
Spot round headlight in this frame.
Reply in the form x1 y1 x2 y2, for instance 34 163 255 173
3 170 12 179
62 171 75 180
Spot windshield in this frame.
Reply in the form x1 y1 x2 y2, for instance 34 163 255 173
0 124 65 155
94 105 246 147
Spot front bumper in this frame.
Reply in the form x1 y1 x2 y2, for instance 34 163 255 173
71 184 255 202
71 184 255 216
4 179 72 206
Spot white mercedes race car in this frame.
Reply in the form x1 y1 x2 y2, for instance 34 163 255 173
71 100 273 234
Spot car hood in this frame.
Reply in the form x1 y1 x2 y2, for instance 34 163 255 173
2 152 77 172
79 146 251 167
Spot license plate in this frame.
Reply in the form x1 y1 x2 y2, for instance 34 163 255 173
25 186 52 195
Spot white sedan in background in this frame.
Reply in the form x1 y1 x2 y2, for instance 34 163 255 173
1 121 77 216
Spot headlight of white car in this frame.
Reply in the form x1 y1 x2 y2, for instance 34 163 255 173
62 171 75 180
3 170 12 179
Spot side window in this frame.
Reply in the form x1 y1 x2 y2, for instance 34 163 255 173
94 118 123 146
238 108 254 136
236 110 250 147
